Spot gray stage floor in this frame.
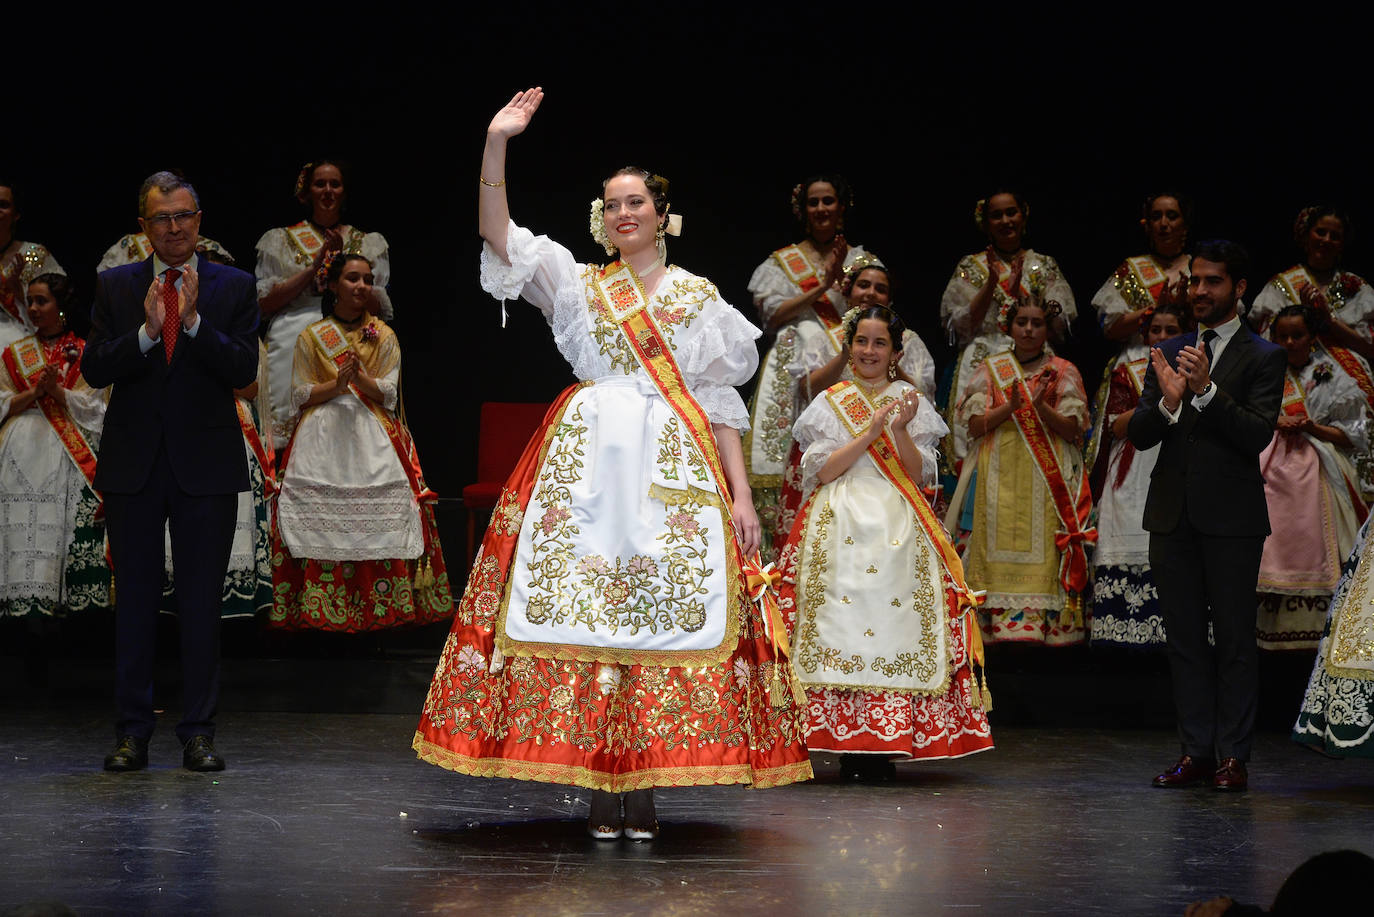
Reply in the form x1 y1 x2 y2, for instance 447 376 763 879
2 712 1372 916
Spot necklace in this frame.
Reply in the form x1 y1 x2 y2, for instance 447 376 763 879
1015 349 1045 366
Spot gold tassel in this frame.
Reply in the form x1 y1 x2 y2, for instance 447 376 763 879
108 576 116 607
769 668 786 707
980 672 994 713
415 558 434 593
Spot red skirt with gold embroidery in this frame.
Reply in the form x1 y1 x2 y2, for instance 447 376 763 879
776 495 993 760
268 503 454 632
413 385 814 792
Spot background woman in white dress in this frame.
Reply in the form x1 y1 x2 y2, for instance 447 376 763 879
255 160 392 443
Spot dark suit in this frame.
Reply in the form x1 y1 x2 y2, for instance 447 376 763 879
84 256 259 743
1128 323 1286 761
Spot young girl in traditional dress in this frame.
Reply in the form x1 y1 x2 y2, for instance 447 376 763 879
1256 305 1368 649
414 88 811 840
778 305 992 779
955 299 1091 645
1090 307 1188 648
771 260 936 553
269 253 452 632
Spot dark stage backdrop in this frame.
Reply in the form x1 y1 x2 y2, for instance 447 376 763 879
9 15 1366 497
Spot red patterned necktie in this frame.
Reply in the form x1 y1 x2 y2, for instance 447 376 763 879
162 268 181 363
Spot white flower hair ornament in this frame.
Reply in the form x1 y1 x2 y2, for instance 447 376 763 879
589 198 616 255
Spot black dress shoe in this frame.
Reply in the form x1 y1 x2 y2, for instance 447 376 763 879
182 736 225 772
103 736 148 772
1152 754 1215 788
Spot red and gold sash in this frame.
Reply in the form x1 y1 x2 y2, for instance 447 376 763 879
286 221 366 264
235 400 277 494
985 351 1095 600
1124 356 1149 396
1124 255 1169 305
823 381 987 689
1326 346 1374 411
1276 265 1314 306
2 335 100 493
1280 368 1310 419
772 244 841 326
595 261 797 698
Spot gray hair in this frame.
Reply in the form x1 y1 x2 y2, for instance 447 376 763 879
137 171 200 217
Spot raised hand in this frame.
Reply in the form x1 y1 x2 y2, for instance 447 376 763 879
143 278 166 339
890 388 920 427
1150 346 1187 410
178 265 199 330
984 246 1002 289
488 87 544 139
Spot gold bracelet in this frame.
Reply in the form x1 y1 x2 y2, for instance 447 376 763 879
479 176 506 188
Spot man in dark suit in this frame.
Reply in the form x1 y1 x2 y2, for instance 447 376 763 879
1128 239 1286 791
84 172 259 772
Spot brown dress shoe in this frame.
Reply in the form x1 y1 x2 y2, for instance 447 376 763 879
1213 757 1248 791
1152 755 1216 788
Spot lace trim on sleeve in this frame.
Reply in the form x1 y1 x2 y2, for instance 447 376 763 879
479 223 539 302
694 383 750 431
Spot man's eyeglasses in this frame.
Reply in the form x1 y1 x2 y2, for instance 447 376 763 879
144 210 201 229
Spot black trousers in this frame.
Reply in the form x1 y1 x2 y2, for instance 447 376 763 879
1149 510 1265 762
105 444 237 744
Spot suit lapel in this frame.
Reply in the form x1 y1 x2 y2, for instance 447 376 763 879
1211 326 1253 393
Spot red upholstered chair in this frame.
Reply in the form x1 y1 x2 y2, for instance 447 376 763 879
462 402 550 562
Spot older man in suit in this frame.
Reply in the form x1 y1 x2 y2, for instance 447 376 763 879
84 172 259 772
1128 239 1286 791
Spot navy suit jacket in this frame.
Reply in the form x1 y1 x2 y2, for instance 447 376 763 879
84 257 259 496
1126 324 1286 537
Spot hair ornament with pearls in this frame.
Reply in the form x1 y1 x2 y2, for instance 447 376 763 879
840 252 886 297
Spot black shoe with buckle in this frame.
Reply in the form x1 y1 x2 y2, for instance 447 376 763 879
103 736 149 772
182 736 225 772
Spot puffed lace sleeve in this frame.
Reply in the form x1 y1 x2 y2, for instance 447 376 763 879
98 237 134 274
0 368 16 423
1247 277 1290 333
369 328 401 413
747 255 794 325
904 389 946 486
64 376 108 433
254 229 294 301
1333 275 1374 340
681 292 761 432
289 331 322 416
794 392 850 494
360 232 394 321
1313 360 1370 454
1091 269 1131 329
955 362 993 433
899 330 937 398
479 220 581 320
1036 253 1076 321
1052 360 1090 432
940 255 985 346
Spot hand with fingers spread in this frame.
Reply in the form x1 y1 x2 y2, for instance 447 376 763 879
488 87 544 140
